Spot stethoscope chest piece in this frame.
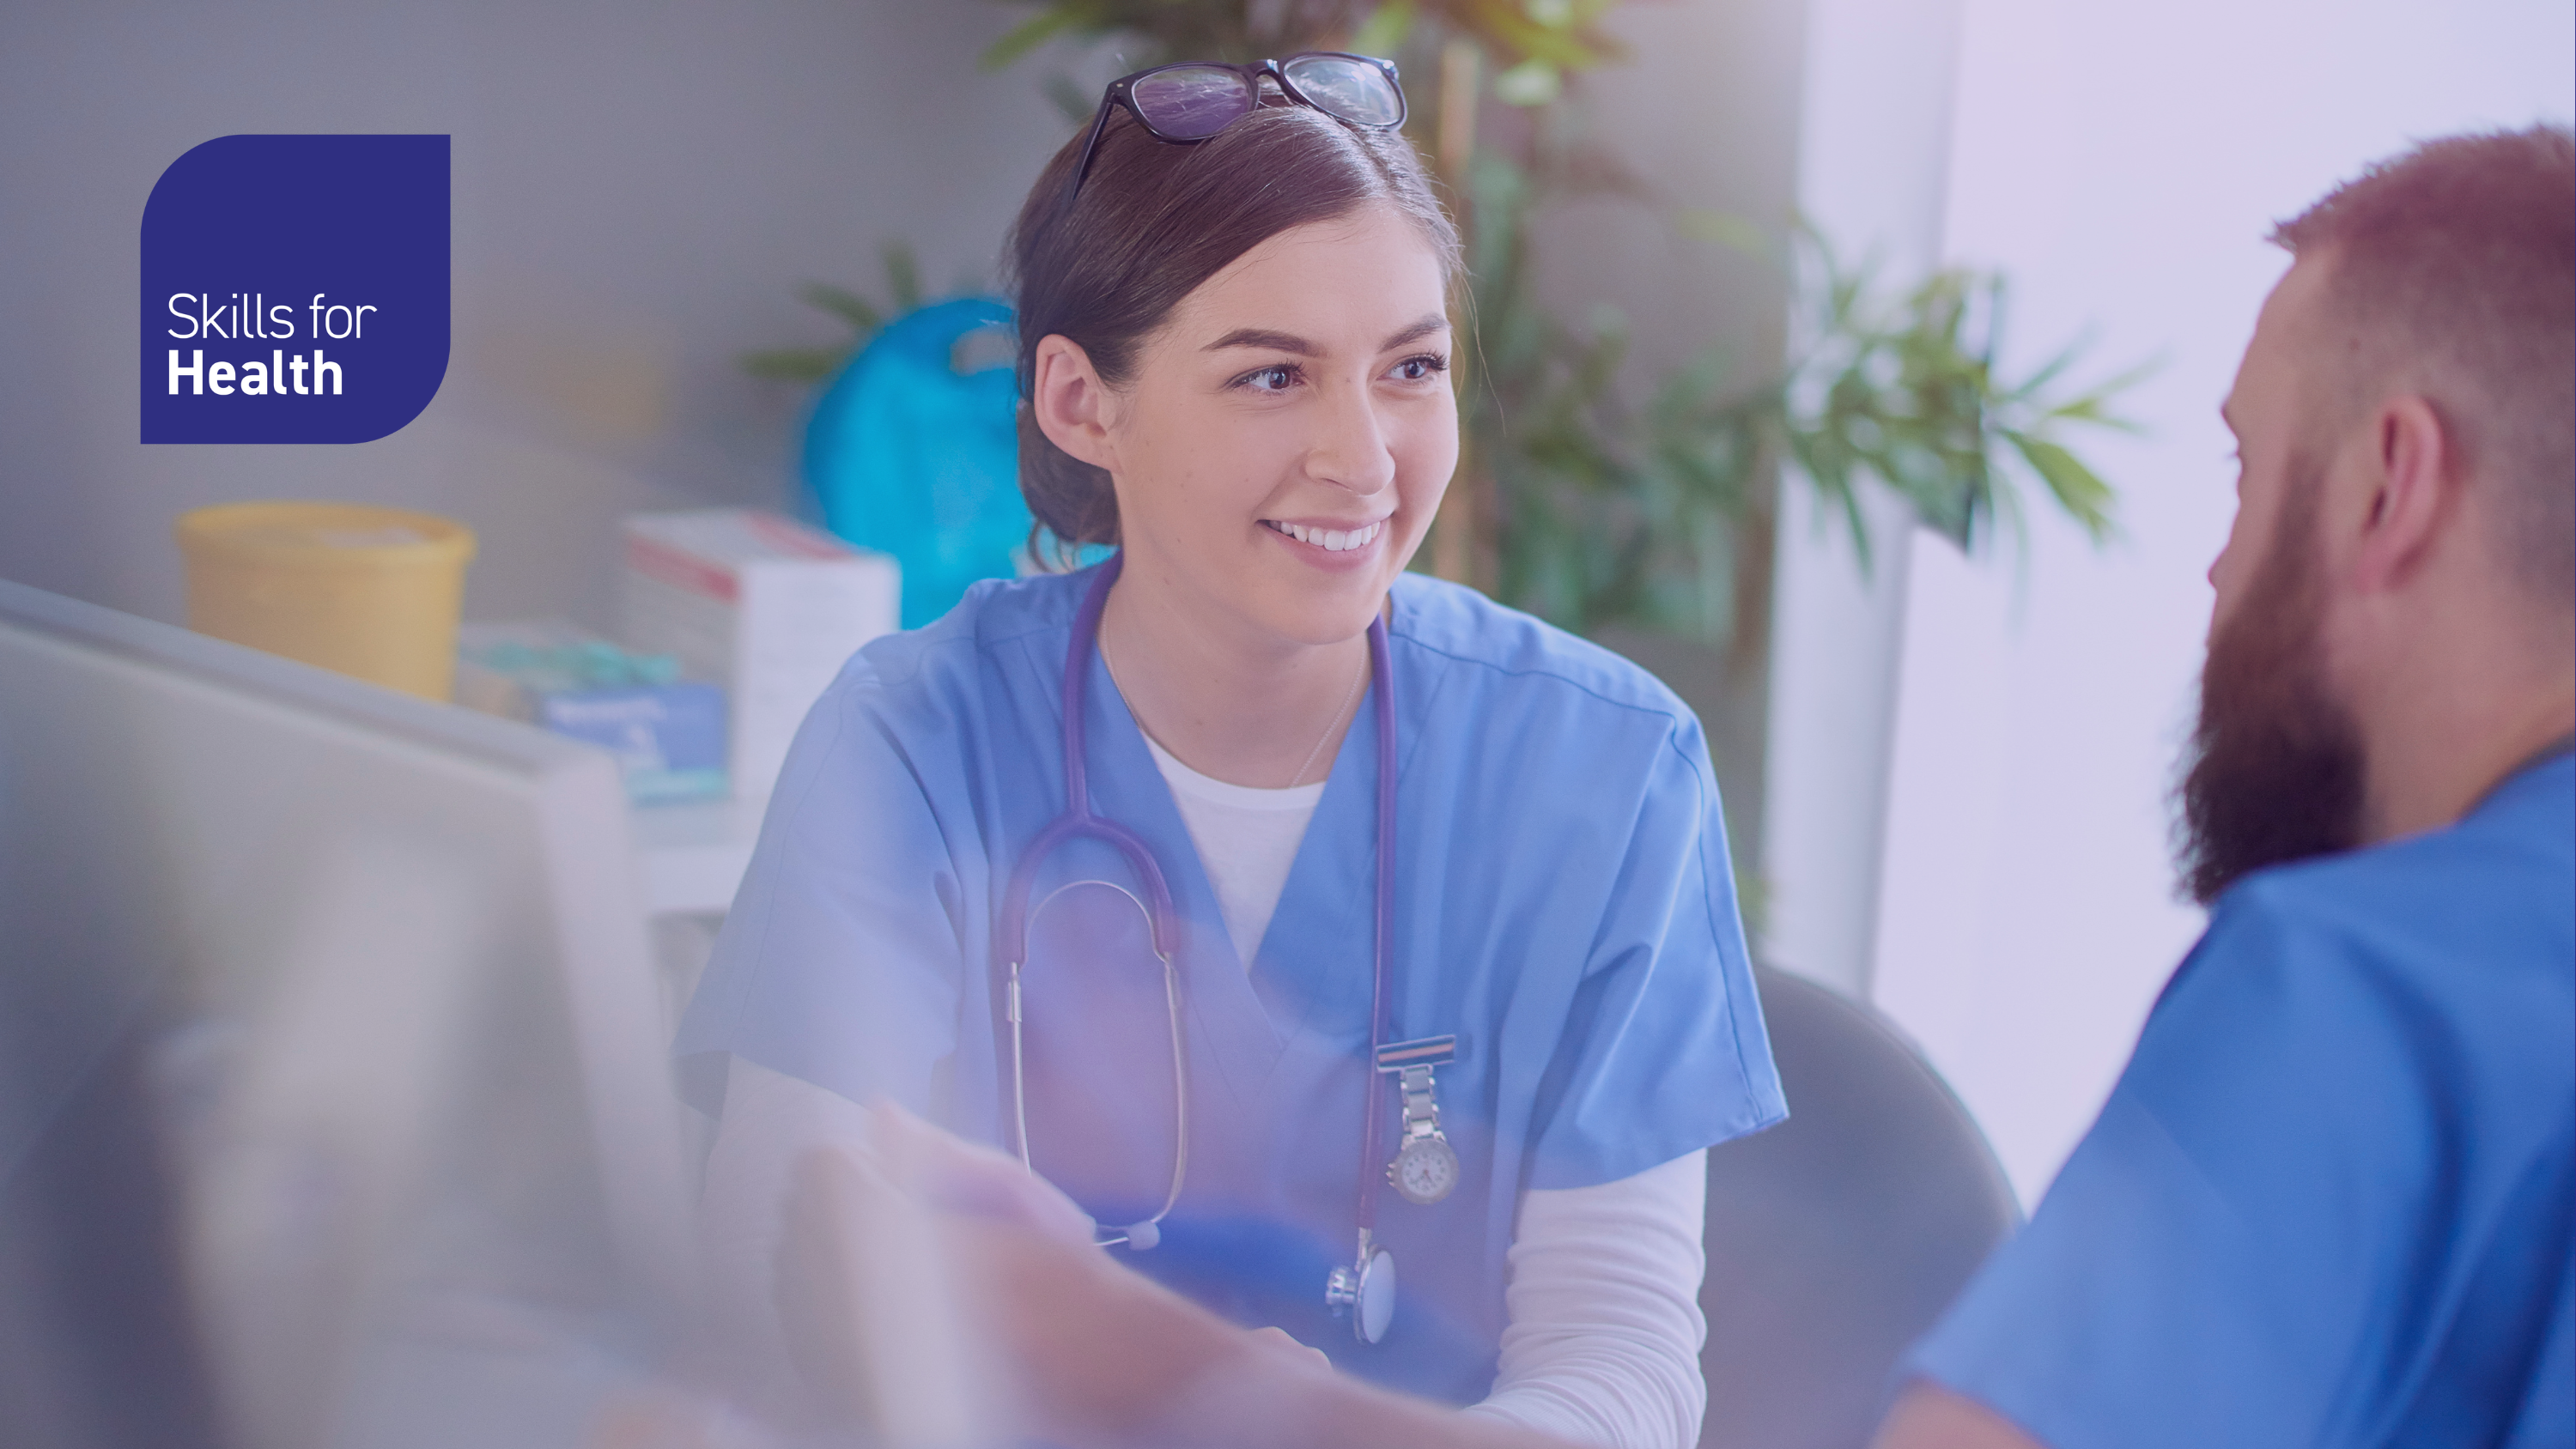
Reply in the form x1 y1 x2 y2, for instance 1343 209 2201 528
1326 1234 1397 1345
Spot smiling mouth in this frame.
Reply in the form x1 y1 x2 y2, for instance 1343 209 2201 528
1262 518 1385 553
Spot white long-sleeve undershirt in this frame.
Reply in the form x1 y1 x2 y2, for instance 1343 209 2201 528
1466 1151 1710 1449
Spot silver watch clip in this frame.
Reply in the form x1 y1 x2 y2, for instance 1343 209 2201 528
1376 1034 1456 1147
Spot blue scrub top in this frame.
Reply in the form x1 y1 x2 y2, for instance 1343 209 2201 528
675 564 1784 1402
1908 749 2575 1447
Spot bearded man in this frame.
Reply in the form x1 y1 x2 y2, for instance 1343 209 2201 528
1884 124 2574 1449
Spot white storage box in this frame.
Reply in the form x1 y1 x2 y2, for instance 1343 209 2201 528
620 509 898 801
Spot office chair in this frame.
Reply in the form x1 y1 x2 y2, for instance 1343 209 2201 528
1698 965 2022 1449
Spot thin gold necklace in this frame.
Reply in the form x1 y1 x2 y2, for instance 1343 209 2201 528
1099 626 1366 789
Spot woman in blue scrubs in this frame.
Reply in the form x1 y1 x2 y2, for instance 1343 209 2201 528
680 53 1783 1446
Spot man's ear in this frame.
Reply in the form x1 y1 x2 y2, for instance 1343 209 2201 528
2350 394 2457 594
1030 335 1120 473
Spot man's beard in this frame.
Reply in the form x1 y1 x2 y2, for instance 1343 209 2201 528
2176 468 2367 906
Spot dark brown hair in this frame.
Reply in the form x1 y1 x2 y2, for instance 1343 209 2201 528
2269 125 2575 597
1007 100 1460 551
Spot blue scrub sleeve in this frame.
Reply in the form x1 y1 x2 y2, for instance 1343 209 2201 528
1522 717 1783 1189
1906 882 2570 1448
672 669 965 1118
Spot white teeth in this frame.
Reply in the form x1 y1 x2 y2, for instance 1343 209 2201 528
1269 519 1382 551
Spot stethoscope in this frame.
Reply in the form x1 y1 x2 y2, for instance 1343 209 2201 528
995 552 1455 1345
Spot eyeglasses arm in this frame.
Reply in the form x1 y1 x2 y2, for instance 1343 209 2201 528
1059 87 1123 219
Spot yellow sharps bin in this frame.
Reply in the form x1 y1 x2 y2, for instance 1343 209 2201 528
175 501 477 700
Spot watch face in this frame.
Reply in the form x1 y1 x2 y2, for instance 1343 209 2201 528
1390 1137 1460 1204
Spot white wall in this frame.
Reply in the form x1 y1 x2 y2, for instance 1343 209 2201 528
1867 0 2575 1202
1762 0 1965 999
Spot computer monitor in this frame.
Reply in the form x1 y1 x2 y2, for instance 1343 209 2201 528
0 579 692 1449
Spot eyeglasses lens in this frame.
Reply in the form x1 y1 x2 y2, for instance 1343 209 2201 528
1281 55 1402 126
1130 66 1254 139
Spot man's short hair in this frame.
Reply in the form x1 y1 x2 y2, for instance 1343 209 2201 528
2270 126 2575 599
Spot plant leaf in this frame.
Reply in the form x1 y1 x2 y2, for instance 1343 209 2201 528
981 5 1087 70
883 242 924 313
796 282 883 336
1042 71 1097 126
1349 0 1418 57
1493 58 1561 106
1675 207 1773 260
740 347 849 384
2002 429 2118 539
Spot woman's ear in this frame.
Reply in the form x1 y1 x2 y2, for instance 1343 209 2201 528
1030 335 1120 472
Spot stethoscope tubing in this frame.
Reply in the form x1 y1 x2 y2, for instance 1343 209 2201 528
1000 555 1188 1242
1007 875 1189 1247
1357 589 1397 1241
999 552 1397 1255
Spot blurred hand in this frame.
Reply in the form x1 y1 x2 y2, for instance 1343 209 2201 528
773 1106 1243 1446
1249 1325 1331 1373
940 1211 1261 1445
772 1109 1571 1449
773 1144 991 1439
864 1100 1097 1247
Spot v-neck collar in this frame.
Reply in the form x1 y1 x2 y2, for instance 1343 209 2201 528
1080 643 1296 1106
1053 584 1457 1106
1242 689 1384 1048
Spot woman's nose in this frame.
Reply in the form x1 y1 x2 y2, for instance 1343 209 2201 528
1306 382 1397 497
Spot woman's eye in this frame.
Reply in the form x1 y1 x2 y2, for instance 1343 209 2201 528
1389 354 1449 383
1236 364 1302 393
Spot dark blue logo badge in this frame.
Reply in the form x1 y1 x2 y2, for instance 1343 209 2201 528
141 135 449 444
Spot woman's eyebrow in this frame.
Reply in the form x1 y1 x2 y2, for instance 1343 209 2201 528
1200 314 1452 356
1379 313 1450 351
1205 327 1315 355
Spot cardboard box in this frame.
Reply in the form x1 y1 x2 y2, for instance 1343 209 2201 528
620 509 898 800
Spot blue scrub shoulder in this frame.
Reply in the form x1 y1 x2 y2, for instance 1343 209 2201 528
1388 570 1700 724
1905 754 2573 1449
2222 744 2568 943
785 570 1108 782
2179 751 2573 1113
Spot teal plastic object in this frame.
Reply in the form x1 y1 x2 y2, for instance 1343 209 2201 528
805 296 1030 628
